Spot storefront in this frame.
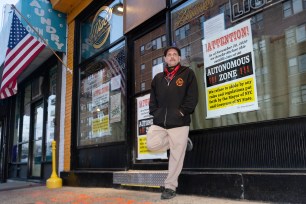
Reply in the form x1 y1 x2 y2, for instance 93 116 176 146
0 0 66 182
53 0 306 202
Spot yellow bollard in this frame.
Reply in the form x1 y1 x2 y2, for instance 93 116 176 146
47 140 62 188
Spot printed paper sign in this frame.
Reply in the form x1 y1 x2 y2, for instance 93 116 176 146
92 82 110 137
136 94 167 160
202 19 259 118
110 93 121 123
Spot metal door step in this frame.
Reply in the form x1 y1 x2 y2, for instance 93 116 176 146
113 170 168 187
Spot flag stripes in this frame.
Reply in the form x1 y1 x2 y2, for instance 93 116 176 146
0 12 45 99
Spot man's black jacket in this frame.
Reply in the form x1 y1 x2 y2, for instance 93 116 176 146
149 65 198 129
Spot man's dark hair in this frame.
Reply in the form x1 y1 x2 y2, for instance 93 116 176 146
164 46 181 57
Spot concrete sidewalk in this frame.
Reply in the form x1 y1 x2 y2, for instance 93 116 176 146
0 181 271 204
0 179 43 191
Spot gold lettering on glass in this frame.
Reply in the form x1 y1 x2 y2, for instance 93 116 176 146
89 6 113 49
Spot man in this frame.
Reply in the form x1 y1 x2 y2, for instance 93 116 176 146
147 46 198 199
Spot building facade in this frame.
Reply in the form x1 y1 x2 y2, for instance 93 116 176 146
1 0 306 203
0 0 67 183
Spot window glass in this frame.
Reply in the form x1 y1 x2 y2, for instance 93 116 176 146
32 77 43 100
171 0 210 130
78 42 126 146
170 0 306 130
283 1 292 17
11 93 21 163
15 66 58 163
293 0 303 14
296 24 306 43
20 85 31 163
20 143 28 163
134 25 166 94
80 0 124 62
46 66 57 161
22 84 31 143
283 0 305 17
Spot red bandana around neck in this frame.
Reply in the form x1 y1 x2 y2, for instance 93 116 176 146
165 64 180 81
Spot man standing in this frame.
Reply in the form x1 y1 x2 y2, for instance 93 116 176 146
147 46 198 199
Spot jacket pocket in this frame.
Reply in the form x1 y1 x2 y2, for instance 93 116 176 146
153 108 164 126
166 108 185 127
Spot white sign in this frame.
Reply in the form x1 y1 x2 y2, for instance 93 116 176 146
110 93 121 123
136 94 167 160
202 19 259 118
92 82 110 137
111 75 121 91
204 13 225 39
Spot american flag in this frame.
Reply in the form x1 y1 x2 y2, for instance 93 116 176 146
101 48 126 96
0 12 45 99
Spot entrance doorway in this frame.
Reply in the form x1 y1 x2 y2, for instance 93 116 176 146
30 101 44 178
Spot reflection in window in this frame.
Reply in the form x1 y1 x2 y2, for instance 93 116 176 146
152 57 163 66
299 54 306 71
258 94 271 103
180 45 191 60
254 39 266 54
255 66 269 84
12 93 21 162
219 2 230 26
152 38 160 50
46 66 57 161
283 0 305 18
251 13 263 30
141 82 146 91
134 25 166 94
22 105 30 143
171 0 209 130
80 0 124 62
199 16 205 36
288 54 306 74
79 42 126 146
20 143 28 162
169 0 306 130
286 24 306 46
141 64 146 74
286 28 296 46
296 24 306 43
290 85 306 104
152 35 167 50
175 24 190 41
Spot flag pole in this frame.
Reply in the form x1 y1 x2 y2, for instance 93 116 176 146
11 5 73 74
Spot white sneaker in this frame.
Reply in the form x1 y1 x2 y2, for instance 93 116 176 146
186 138 193 151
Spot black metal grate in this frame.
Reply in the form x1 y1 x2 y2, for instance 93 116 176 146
185 117 306 169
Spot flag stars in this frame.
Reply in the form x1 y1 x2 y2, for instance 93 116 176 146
1 12 45 99
8 13 29 48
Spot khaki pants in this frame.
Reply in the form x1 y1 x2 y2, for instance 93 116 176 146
146 125 189 191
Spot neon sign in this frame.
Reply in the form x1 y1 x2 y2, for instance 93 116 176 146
230 0 284 22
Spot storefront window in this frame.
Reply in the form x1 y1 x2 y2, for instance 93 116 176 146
11 93 21 163
170 0 306 130
80 0 124 62
134 25 166 94
45 66 57 161
19 84 31 162
78 42 126 146
12 64 58 164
